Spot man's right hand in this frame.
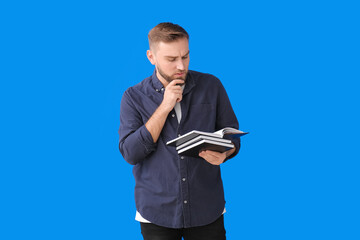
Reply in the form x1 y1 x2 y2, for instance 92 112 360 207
160 79 184 113
145 79 184 143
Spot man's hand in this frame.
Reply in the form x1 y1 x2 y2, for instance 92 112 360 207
199 147 236 165
145 79 184 143
160 79 184 113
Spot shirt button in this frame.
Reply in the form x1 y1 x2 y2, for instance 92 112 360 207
184 200 188 204
182 178 186 182
155 89 159 92
181 156 184 160
172 114 175 118
178 134 181 137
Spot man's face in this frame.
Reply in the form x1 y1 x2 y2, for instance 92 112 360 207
147 38 190 85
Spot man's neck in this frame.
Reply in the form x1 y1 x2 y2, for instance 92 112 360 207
156 71 169 88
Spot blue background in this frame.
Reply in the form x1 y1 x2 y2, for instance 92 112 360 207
1 0 359 239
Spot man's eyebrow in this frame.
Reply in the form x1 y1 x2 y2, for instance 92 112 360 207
165 51 190 58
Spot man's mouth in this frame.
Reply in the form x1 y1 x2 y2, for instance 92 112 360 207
174 72 185 77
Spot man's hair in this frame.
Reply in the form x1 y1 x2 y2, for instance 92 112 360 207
148 22 189 49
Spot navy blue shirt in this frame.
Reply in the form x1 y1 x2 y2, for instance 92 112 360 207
118 70 240 228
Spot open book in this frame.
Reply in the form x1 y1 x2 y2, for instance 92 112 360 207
166 127 248 147
176 135 232 151
166 127 248 158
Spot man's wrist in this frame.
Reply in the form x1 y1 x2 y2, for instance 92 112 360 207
225 147 236 158
159 102 173 114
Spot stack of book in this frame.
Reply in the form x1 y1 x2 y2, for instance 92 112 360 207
166 127 248 158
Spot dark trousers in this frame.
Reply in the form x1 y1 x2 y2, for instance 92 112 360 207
140 215 226 240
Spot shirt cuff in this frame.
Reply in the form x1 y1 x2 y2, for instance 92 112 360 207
224 138 240 162
138 125 157 153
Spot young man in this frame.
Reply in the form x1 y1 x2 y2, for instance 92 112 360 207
119 22 241 240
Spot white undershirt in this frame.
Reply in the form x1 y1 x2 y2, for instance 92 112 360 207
174 101 182 123
135 85 225 223
136 208 226 223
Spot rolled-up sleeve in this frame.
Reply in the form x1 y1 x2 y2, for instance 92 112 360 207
118 90 157 165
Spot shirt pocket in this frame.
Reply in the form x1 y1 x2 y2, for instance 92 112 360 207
185 103 216 132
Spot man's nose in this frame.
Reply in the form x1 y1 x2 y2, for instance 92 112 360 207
177 60 185 70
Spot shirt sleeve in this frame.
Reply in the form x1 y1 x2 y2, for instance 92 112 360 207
215 78 241 162
118 90 157 165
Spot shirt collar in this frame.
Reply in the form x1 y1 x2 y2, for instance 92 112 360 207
151 70 165 92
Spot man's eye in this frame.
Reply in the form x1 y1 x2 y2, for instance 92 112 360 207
182 56 188 59
169 59 176 62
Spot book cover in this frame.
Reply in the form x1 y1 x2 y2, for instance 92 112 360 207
177 139 235 158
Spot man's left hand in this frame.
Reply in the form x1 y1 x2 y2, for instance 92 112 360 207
199 147 236 165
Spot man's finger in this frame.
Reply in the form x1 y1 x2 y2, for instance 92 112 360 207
202 150 223 158
199 150 226 165
176 95 183 102
169 79 185 86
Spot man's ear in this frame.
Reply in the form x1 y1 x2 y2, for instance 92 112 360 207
147 50 156 65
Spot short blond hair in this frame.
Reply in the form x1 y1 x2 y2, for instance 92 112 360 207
148 22 189 49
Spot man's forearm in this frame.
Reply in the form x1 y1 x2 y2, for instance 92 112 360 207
145 103 171 143
145 79 184 143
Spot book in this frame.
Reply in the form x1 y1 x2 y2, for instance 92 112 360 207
176 135 232 151
177 139 235 157
166 127 248 147
166 127 248 158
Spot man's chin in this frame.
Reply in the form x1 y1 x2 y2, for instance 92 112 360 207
172 73 187 82
171 77 186 86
